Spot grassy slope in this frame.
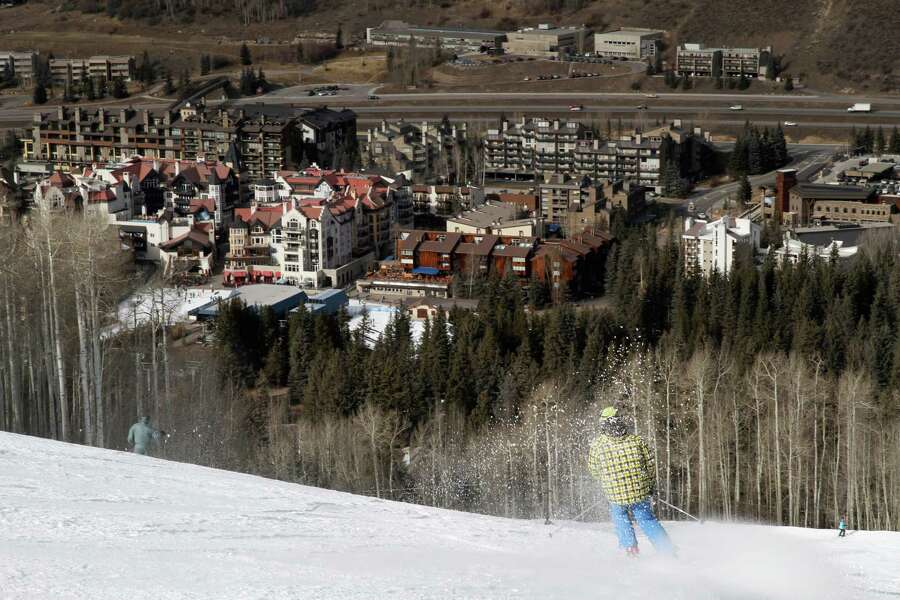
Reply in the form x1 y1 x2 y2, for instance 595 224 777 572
1 0 897 93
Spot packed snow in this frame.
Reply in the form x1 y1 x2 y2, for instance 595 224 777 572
1 432 897 600
347 298 427 344
115 287 237 330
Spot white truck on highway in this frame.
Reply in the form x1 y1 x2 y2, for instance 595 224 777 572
847 103 872 112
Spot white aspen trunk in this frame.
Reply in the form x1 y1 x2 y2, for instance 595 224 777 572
74 282 94 445
3 279 21 432
45 220 69 442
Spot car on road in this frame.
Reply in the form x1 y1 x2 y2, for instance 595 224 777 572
523 77 530 81
367 94 380 100
783 121 797 126
635 104 648 110
569 104 583 111
644 93 658 98
729 105 743 111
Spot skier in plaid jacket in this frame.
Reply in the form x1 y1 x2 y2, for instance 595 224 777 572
588 406 674 557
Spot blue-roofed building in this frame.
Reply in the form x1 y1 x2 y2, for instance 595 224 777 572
302 288 349 315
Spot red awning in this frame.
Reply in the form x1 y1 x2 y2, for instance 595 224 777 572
227 270 248 278
255 270 274 276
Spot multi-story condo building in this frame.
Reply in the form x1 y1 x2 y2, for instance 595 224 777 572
484 117 710 193
49 55 135 86
296 107 359 169
238 113 297 184
411 184 484 216
675 43 772 78
225 168 407 288
0 50 37 82
503 24 592 58
21 104 357 183
360 119 468 183
593 28 663 62
380 228 608 298
538 174 603 234
682 216 760 276
445 199 541 237
366 20 506 54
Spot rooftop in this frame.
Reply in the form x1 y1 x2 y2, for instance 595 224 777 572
233 284 307 308
792 184 875 201
448 200 532 229
597 27 664 36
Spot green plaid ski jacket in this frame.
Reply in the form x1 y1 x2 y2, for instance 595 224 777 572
588 433 655 506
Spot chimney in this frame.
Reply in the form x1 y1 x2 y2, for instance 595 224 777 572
175 161 180 176
775 169 797 213
421 121 428 144
685 217 694 231
57 106 64 120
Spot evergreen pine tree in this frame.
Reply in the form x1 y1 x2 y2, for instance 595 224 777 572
874 127 886 154
200 54 211 76
240 43 252 66
111 77 128 99
738 175 752 205
82 75 95 100
728 132 749 178
256 67 268 92
747 129 762 175
32 83 47 105
889 127 900 153
772 125 789 167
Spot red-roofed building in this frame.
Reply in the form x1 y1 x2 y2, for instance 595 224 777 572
389 228 607 299
158 226 216 280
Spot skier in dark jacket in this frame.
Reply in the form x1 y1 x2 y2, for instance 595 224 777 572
588 406 674 557
127 416 165 455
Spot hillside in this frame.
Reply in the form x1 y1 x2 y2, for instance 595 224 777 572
1 0 898 92
1 431 898 599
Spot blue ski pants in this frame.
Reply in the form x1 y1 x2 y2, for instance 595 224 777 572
609 498 674 554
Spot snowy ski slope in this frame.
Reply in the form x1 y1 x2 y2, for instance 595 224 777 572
1 432 897 599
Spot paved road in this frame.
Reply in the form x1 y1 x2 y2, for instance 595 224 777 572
688 150 830 215
5 81 900 136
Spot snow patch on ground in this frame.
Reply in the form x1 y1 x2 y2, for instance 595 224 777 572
347 299 426 344
1 432 897 600
115 287 236 330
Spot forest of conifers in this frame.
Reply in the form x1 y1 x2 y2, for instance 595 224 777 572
1 210 898 532
211 222 900 531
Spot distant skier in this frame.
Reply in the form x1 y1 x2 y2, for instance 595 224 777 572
588 406 674 557
127 416 166 456
838 517 847 538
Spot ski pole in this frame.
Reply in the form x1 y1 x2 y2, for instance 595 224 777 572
547 498 606 538
656 498 703 523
